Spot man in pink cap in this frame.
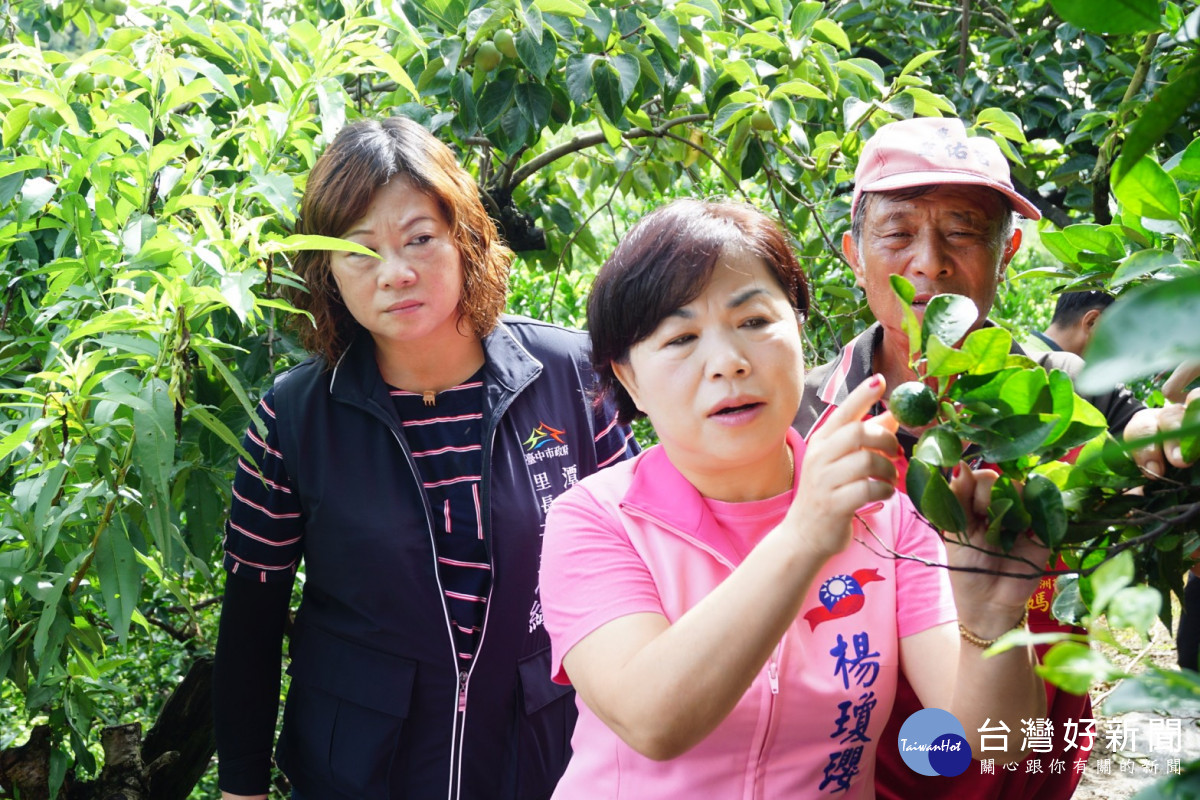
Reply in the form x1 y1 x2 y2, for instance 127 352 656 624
795 116 1192 799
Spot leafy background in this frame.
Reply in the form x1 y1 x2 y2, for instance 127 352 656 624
0 0 1198 796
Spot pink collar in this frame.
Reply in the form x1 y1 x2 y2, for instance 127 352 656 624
620 428 806 566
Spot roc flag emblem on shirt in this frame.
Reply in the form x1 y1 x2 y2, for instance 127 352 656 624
803 569 885 630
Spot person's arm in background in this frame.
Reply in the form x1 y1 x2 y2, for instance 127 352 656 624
901 465 1047 763
1124 387 1200 477
1037 350 1199 477
1164 361 1200 405
214 578 291 800
213 390 304 798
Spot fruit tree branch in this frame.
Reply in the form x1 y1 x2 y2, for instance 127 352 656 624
507 113 711 189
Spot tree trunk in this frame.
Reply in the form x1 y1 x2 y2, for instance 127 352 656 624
0 724 53 800
142 656 215 800
0 657 215 800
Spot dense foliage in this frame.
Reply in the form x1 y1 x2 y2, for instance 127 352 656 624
0 0 1198 795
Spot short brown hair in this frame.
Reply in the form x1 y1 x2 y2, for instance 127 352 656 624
588 199 810 424
289 117 511 364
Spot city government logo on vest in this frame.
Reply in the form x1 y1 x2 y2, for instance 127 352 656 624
897 708 972 777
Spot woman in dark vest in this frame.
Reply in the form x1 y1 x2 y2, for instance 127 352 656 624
212 116 637 800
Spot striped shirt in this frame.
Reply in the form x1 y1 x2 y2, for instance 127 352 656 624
223 393 303 582
390 370 488 663
222 366 640 653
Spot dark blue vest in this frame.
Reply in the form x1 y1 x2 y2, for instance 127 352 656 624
271 318 609 799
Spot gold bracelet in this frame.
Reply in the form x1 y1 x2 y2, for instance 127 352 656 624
958 608 1029 648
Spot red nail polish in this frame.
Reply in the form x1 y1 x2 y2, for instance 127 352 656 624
869 374 884 389
952 464 961 478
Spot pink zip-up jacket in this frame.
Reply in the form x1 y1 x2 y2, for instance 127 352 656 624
540 428 957 799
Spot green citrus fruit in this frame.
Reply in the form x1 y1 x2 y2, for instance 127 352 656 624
750 109 775 132
494 29 518 59
889 381 939 428
474 42 502 72
73 72 96 94
92 0 127 14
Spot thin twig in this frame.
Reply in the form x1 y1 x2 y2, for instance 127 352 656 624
661 131 750 200
1092 638 1156 707
957 0 971 82
541 152 641 322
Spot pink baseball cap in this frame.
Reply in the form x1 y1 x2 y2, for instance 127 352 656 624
851 117 1041 220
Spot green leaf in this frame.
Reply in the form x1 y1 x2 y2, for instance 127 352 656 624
905 458 967 533
913 427 962 469
1037 641 1122 695
15 88 84 134
921 293 978 351
837 58 885 91
901 87 957 116
18 176 57 218
1181 400 1200 464
0 421 36 463
534 0 588 17
259 234 378 258
610 53 640 105
1049 0 1162 34
1052 575 1087 626
192 344 265 438
94 519 144 644
1110 249 1183 287
2 104 32 148
925 335 978 378
739 31 786 51
1102 666 1200 716
565 53 598 105
789 1 822 36
516 82 553 131
961 328 1012 375
515 25 557 82
1078 273 1200 392
1112 156 1181 221
0 155 42 180
1106 585 1162 635
889 275 921 360
1087 549 1134 615
771 80 828 101
1061 223 1125 261
593 59 624 124
810 19 849 51
899 49 944 77
1115 54 1200 180
133 379 175 561
1039 230 1080 265
220 271 258 325
1169 136 1200 181
478 72 517 129
187 405 256 465
997 363 1050 414
33 560 79 662
975 108 1027 144
1024 473 1066 548
976 416 1061 464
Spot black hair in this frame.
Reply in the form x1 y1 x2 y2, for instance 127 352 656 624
1051 290 1114 326
587 199 810 424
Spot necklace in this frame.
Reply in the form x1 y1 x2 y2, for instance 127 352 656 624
423 390 437 406
785 446 795 491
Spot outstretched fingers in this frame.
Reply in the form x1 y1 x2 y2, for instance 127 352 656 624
799 375 901 518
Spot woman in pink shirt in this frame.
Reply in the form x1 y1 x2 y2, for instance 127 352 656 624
539 199 1047 798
